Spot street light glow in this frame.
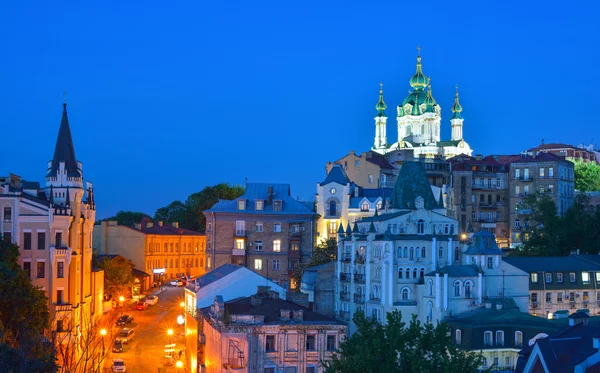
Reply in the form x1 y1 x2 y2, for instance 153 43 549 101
100 328 107 336
180 301 185 308
177 315 185 325
176 360 183 368
460 233 467 240
167 328 174 336
119 296 125 302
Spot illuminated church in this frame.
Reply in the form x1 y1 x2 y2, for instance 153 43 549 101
372 49 472 159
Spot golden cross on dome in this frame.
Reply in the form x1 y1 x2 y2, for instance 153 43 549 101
380 82 383 90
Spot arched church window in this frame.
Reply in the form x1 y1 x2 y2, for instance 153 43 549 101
454 280 462 296
417 220 425 234
420 268 425 278
413 268 417 278
401 287 410 301
403 246 408 258
405 268 410 279
421 247 426 258
444 224 449 234
409 247 414 260
398 267 403 279
465 281 473 299
329 200 337 216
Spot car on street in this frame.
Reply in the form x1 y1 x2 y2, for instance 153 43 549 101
144 295 159 306
112 358 126 372
116 328 135 344
116 314 134 326
112 340 123 353
135 302 148 310
170 279 184 287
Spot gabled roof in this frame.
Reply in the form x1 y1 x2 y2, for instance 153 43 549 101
208 183 314 215
391 162 438 209
47 103 80 177
365 151 394 169
503 256 600 273
194 264 243 287
463 231 504 255
320 165 350 186
426 264 482 277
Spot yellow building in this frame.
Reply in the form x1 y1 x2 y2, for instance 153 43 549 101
93 218 206 285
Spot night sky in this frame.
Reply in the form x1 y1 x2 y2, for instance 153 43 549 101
1 1 599 219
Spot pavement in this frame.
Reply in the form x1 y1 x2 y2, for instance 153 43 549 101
102 285 187 372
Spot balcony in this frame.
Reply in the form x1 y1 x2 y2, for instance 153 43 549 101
354 274 366 284
340 273 351 282
353 293 365 304
479 203 498 209
232 248 246 256
341 254 351 262
472 184 500 190
516 176 534 182
354 255 365 264
288 249 301 259
340 292 350 301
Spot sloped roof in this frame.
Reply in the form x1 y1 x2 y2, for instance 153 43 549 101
194 264 243 287
391 162 438 209
134 223 204 236
320 165 350 186
463 231 504 255
47 103 80 178
207 183 315 215
365 151 394 169
503 256 600 272
426 264 482 277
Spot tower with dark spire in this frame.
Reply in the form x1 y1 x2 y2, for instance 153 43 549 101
373 82 388 151
450 85 464 141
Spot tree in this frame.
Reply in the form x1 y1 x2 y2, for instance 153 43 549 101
154 200 186 223
155 183 245 232
291 238 337 289
0 237 57 372
97 257 135 299
101 210 150 227
574 160 600 192
324 310 485 373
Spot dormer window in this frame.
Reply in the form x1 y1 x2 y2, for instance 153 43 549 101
238 200 246 211
255 200 264 211
361 201 369 212
273 200 282 212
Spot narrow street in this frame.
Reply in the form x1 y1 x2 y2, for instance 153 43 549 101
102 285 187 373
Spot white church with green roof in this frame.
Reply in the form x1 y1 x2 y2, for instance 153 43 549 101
372 49 473 159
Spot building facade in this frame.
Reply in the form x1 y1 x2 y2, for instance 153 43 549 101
204 183 317 289
449 155 510 247
370 51 473 159
504 255 600 318
0 102 103 352
197 287 347 373
93 218 206 284
528 142 599 164
332 162 529 332
501 153 575 247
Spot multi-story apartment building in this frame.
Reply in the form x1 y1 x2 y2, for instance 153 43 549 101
93 218 206 285
325 150 396 189
333 162 529 332
0 101 104 349
499 152 575 247
204 183 317 289
528 142 599 163
197 287 346 373
449 155 510 247
504 255 600 318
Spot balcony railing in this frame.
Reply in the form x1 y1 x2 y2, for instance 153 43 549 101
354 274 366 283
340 273 351 282
232 248 246 256
515 176 534 182
353 293 365 304
472 184 501 190
340 292 350 301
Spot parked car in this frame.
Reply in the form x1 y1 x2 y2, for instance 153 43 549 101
116 328 135 344
112 358 126 372
135 302 148 311
144 295 159 306
170 279 183 287
112 340 123 353
116 314 134 326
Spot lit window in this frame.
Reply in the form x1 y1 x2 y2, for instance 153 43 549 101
256 200 264 211
254 259 263 271
238 200 246 210
361 201 370 212
531 273 538 283
235 239 245 250
273 240 281 252
582 272 590 284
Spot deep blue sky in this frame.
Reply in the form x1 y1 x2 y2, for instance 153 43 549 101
2 1 599 219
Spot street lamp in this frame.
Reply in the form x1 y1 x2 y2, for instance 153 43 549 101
119 296 125 316
100 328 107 354
176 360 183 369
180 301 185 309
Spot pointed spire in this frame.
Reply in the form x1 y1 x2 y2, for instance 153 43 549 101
451 85 463 120
368 221 376 233
376 82 387 118
424 78 436 113
352 222 359 233
65 186 70 207
337 222 345 234
374 208 379 217
345 222 352 235
47 99 80 178
437 188 445 208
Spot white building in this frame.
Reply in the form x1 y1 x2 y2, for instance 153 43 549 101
333 162 529 331
372 50 472 159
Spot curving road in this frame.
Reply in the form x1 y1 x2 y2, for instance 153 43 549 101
103 285 187 373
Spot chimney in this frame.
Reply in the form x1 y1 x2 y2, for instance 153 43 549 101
292 309 304 322
172 222 179 228
158 221 163 227
476 154 483 161
250 294 263 307
146 222 154 229
485 301 492 309
280 309 291 321
134 223 141 230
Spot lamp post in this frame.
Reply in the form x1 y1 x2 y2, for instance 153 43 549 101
119 296 125 316
100 328 107 355
167 328 174 345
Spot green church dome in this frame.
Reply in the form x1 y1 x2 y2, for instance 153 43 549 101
409 56 428 89
375 82 387 117
451 85 463 120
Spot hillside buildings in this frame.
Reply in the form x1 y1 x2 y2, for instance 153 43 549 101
93 218 206 285
204 183 317 289
0 101 103 357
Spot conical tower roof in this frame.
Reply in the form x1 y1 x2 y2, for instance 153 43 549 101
47 101 80 177
451 85 463 120
376 82 387 118
391 162 438 209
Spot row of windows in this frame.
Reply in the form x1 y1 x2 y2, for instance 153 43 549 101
236 239 299 252
514 167 554 179
264 334 337 352
531 271 599 284
149 241 203 254
230 221 301 234
23 261 64 279
149 258 203 270
238 199 282 212
531 291 595 303
254 258 298 271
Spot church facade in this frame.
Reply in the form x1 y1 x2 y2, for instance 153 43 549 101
372 51 473 159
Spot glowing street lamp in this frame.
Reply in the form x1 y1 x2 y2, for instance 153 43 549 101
167 328 174 336
180 301 185 308
100 328 107 354
176 360 183 369
119 296 125 316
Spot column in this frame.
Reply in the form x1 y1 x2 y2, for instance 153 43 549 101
431 238 437 271
387 258 393 307
448 238 453 265
365 242 371 304
478 273 483 304
443 274 449 310
382 254 388 306
435 274 441 310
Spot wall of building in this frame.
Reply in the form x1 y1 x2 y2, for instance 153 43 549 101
326 151 384 189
